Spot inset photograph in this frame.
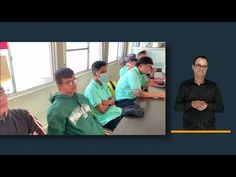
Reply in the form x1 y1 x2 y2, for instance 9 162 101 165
0 42 166 135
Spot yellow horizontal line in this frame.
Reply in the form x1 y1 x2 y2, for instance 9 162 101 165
171 130 232 134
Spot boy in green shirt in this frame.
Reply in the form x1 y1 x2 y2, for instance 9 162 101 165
119 57 138 77
47 67 105 135
85 61 123 130
115 57 165 109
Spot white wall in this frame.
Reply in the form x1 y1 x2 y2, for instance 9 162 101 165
132 47 166 68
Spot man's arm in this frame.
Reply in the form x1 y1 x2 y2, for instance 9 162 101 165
102 98 115 106
47 108 66 135
133 89 165 99
207 85 224 112
142 78 151 91
97 98 115 113
143 67 156 90
27 111 45 135
191 100 208 111
86 87 114 113
175 84 192 111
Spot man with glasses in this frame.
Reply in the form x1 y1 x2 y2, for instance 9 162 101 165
46 67 105 135
175 56 224 129
0 86 45 135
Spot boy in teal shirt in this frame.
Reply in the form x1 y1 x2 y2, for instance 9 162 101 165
85 61 123 130
115 57 165 109
47 67 105 135
119 57 138 77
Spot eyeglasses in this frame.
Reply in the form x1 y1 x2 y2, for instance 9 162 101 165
195 64 208 69
62 78 77 86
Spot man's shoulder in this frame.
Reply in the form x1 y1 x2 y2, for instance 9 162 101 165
47 98 68 114
9 109 28 116
76 92 90 103
8 109 30 122
205 79 218 86
85 80 98 93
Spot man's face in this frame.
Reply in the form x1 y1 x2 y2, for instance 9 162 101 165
95 66 107 77
58 76 77 96
139 64 153 74
192 58 208 78
95 66 108 82
0 89 9 116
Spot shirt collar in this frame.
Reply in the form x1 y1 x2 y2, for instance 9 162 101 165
192 78 207 86
91 79 105 89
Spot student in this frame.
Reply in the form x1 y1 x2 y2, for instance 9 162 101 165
121 53 136 67
137 50 156 81
119 57 138 77
175 56 224 129
115 57 165 109
47 67 105 135
85 61 123 130
137 50 147 60
0 86 45 135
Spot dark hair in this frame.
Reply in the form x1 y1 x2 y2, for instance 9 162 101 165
92 61 107 75
192 55 208 65
138 50 147 56
136 56 153 67
121 54 136 67
55 67 74 84
128 57 138 63
127 53 136 60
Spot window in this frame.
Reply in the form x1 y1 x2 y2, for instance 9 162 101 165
89 42 102 69
66 42 102 73
117 42 125 59
108 42 125 63
132 42 165 48
0 42 53 93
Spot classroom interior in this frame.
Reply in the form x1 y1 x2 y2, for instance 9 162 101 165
0 42 166 134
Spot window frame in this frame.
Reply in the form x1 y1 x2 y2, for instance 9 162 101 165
2 42 56 98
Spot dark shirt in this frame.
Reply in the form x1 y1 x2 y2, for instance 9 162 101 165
175 79 224 129
0 109 45 135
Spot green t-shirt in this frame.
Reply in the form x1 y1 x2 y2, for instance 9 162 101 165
115 67 148 101
85 80 122 125
119 66 129 77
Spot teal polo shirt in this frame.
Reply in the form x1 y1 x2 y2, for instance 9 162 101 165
119 66 129 77
115 67 148 101
84 80 122 126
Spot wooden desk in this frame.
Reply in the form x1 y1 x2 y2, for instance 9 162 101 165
112 87 166 135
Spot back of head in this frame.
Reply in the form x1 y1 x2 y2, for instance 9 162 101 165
55 67 74 84
138 50 147 56
91 61 107 75
121 54 136 66
137 50 147 59
136 56 153 67
128 57 138 63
